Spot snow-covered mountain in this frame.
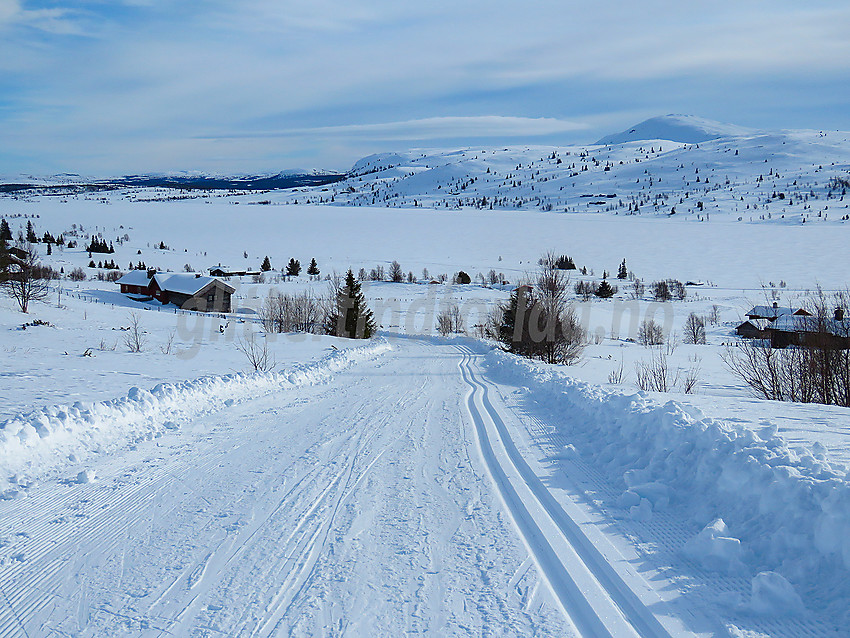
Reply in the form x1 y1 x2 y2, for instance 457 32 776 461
595 114 755 145
271 118 850 225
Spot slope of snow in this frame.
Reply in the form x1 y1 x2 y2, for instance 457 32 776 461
0 339 391 492
596 114 756 145
251 125 850 222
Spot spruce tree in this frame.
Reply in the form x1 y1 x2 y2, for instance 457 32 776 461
595 279 616 298
0 218 11 244
617 259 628 280
307 258 320 276
286 258 301 277
326 269 376 339
26 221 37 244
261 256 272 272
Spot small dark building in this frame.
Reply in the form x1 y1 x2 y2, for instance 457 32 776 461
735 320 769 339
151 273 235 312
208 264 247 277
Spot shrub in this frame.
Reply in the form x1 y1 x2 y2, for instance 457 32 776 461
638 318 665 346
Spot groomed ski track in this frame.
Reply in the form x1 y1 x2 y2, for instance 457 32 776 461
457 345 671 638
0 338 718 636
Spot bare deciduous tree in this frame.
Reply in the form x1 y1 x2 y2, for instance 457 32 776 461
260 291 324 334
124 312 146 353
638 318 665 346
635 348 679 392
235 330 275 372
436 304 464 336
683 313 707 344
2 242 49 313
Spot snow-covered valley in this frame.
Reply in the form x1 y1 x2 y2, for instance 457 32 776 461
1 117 850 636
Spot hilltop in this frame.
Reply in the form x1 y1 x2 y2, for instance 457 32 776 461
595 114 755 145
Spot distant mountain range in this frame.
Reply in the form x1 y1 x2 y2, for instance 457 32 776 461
2 115 845 200
0 171 346 194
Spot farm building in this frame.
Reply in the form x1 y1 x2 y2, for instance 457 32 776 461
735 319 769 339
117 270 153 295
116 271 235 312
766 309 850 349
745 303 811 321
208 265 248 277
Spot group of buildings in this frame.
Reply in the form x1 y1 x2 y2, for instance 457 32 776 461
736 303 850 349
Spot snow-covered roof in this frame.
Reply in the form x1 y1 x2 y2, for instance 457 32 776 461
770 315 850 336
746 305 804 319
153 273 235 296
117 270 152 287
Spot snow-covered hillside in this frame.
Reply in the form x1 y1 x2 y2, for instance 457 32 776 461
595 114 756 145
244 115 849 224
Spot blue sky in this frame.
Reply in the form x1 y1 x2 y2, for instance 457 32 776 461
2 0 849 175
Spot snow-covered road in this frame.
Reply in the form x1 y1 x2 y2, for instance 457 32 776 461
0 339 786 636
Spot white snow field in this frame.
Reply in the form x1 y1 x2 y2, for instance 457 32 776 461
2 117 850 635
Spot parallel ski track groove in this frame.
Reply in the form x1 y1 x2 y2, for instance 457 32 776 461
458 346 672 638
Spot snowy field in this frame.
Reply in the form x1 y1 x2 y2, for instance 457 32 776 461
2 126 850 636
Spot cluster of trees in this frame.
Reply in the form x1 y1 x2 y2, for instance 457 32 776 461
259 257 321 277
651 279 687 302
260 291 323 334
493 264 585 364
86 236 115 254
539 254 576 270
2 219 67 248
89 259 120 270
259 269 376 340
574 279 619 300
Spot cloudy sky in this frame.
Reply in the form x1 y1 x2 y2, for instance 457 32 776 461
2 0 849 175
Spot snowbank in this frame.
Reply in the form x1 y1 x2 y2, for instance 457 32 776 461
0 339 391 491
485 349 850 611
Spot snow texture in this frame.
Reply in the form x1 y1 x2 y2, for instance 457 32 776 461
485 348 849 611
0 339 391 491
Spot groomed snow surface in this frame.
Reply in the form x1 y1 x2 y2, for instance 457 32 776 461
0 333 845 636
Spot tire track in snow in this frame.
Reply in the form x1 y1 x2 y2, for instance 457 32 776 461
457 345 672 638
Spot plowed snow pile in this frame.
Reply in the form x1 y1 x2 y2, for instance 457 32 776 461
486 349 850 622
0 340 391 492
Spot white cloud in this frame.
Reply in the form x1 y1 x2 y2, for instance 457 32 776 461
207 116 589 142
2 1 850 174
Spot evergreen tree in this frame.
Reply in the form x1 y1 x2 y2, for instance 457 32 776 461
307 257 320 276
286 258 301 277
26 221 37 244
261 256 272 272
389 260 404 283
455 270 471 284
595 280 616 298
325 269 376 339
0 218 11 244
617 259 628 280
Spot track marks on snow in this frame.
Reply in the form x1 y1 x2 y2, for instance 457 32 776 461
458 345 671 638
